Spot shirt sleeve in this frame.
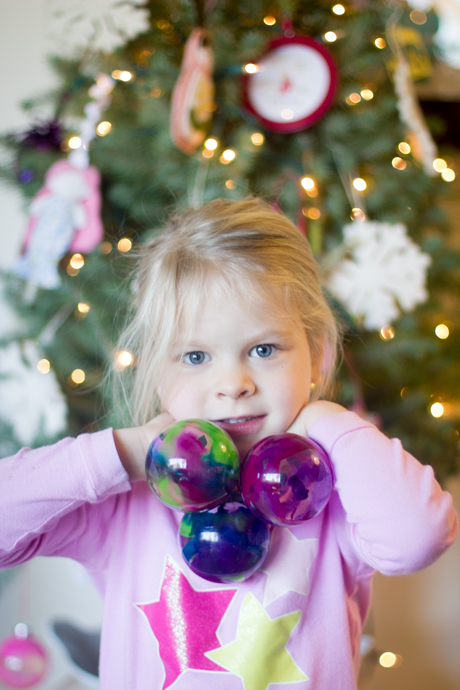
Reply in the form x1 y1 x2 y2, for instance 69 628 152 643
308 411 458 575
0 429 132 571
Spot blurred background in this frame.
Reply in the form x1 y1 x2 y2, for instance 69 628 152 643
0 1 459 689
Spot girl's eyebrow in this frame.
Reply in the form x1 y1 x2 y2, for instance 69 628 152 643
174 327 295 353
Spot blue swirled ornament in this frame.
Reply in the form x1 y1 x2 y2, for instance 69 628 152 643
179 496 270 583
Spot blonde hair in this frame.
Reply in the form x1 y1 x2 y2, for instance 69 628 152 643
118 198 340 425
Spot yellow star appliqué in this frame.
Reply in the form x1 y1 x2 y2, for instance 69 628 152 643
206 593 307 690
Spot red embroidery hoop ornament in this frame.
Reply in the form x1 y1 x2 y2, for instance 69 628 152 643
242 35 338 133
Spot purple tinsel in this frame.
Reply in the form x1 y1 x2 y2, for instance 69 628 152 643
19 119 63 152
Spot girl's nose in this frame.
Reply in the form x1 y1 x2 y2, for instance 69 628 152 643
216 367 256 400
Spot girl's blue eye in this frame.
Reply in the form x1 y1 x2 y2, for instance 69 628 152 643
183 351 209 365
250 344 274 358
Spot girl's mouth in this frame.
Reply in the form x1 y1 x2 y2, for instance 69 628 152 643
213 415 266 436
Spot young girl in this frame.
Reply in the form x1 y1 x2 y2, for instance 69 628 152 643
0 198 457 690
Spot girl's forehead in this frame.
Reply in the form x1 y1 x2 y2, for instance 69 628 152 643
175 280 299 345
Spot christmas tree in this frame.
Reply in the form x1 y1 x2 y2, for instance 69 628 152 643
1 0 459 481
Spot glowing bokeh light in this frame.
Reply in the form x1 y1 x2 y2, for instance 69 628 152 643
435 324 450 339
430 402 444 418
353 178 367 191
70 254 84 269
37 359 50 374
68 136 81 149
96 121 112 136
118 238 133 252
71 369 85 384
251 132 264 145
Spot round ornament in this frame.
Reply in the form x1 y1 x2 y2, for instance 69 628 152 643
0 625 48 688
242 35 338 133
240 433 333 526
179 496 270 583
146 419 239 512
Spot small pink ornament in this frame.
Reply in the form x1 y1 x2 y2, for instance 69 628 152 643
0 624 49 688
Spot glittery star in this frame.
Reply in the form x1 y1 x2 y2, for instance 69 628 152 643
206 593 307 690
137 556 237 689
260 530 318 606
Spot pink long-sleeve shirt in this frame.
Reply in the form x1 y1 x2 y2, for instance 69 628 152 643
0 412 457 690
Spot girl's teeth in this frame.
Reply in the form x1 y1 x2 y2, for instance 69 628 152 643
222 417 252 424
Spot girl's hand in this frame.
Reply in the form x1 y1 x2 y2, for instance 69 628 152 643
287 400 346 438
113 412 175 481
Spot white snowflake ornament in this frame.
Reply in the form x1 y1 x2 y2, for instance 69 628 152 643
0 341 67 445
327 221 431 330
47 0 150 55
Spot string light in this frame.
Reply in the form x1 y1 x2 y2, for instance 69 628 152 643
70 369 85 385
96 121 112 136
67 265 79 277
353 178 367 191
220 149 236 163
118 238 133 252
435 324 450 339
324 32 337 42
300 177 315 191
442 168 455 182
430 402 444 418
346 93 361 105
392 157 407 170
307 208 321 219
111 70 133 82
332 4 345 14
157 19 173 31
78 302 90 314
350 207 366 221
433 158 447 172
379 652 400 668
251 133 264 145
244 63 258 74
117 350 134 368
398 142 411 154
150 88 163 98
37 359 50 374
68 136 82 149
374 37 386 49
361 89 374 100
410 9 427 24
202 149 214 158
226 180 236 189
204 138 218 150
70 254 84 269
263 16 276 25
380 326 395 340
99 241 112 254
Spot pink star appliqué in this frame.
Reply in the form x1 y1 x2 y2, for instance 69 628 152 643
136 556 237 689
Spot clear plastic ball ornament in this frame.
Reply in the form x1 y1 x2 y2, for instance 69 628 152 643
179 495 270 583
0 624 48 688
146 419 239 512
240 433 333 526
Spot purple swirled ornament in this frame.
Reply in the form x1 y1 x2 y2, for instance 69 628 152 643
240 433 333 526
